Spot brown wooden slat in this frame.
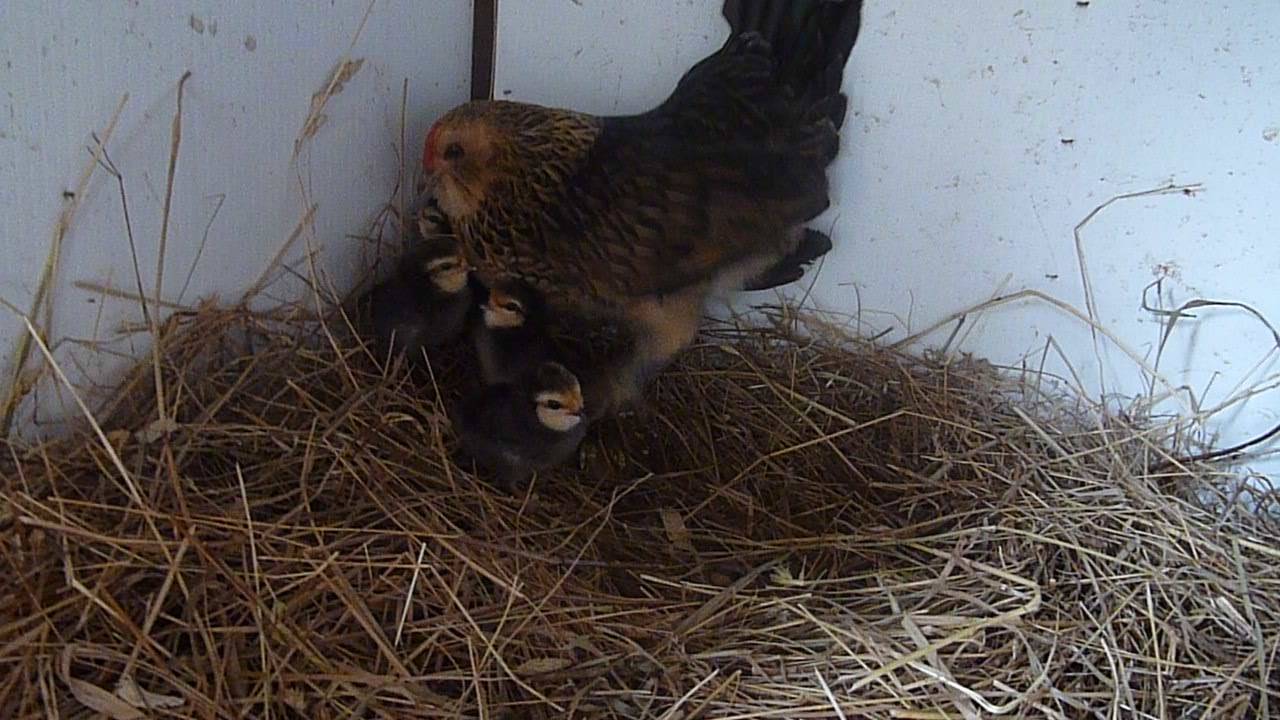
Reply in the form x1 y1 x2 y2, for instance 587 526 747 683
470 0 497 100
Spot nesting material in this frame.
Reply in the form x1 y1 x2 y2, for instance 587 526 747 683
2 300 1277 719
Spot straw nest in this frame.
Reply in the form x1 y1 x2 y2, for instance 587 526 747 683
2 295 1277 719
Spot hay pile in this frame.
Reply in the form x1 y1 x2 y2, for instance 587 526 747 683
2 299 1277 719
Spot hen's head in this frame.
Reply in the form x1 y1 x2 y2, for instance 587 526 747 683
422 100 599 219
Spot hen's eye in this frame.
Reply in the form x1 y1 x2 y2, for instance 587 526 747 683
501 302 523 314
443 142 464 161
543 400 563 411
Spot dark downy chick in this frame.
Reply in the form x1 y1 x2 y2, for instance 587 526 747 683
454 361 588 491
474 280 552 386
369 235 472 362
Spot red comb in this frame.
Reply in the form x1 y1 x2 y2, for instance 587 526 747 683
423 123 441 172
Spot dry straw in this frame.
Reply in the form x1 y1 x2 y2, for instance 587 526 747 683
1 289 1277 718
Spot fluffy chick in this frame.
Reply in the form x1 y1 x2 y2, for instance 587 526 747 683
474 279 553 385
369 235 472 362
454 361 587 491
475 280 644 420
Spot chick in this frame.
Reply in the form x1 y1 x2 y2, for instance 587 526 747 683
473 280 643 421
413 195 451 239
474 279 552 385
369 235 472 362
454 361 588 491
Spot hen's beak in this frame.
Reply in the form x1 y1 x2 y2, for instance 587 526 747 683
422 169 442 197
407 178 440 218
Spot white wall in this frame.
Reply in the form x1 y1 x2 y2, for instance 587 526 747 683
0 1 472 432
496 1 1280 476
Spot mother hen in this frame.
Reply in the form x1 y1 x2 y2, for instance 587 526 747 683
422 0 864 414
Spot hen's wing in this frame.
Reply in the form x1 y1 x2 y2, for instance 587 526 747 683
496 1 864 303
561 2 861 298
532 118 830 300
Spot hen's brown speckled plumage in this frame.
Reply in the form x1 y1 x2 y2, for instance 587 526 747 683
425 0 864 412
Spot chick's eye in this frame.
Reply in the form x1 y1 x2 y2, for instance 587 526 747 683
443 142 464 161
543 400 563 411
501 302 523 314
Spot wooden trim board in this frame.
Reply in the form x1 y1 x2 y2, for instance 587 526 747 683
470 0 497 100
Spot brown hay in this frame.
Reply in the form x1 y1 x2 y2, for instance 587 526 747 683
2 298 1278 719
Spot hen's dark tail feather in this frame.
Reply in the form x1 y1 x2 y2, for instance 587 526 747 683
742 229 833 292
722 0 863 128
